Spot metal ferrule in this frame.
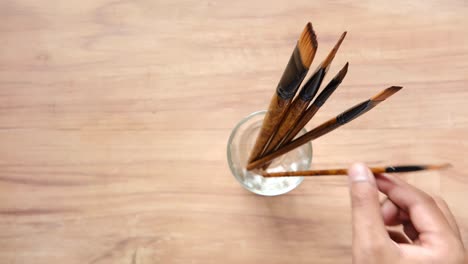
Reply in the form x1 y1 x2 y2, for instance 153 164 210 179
385 166 425 173
276 46 307 99
336 100 372 125
314 77 342 107
298 68 325 101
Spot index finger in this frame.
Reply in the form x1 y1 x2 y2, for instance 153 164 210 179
375 173 452 236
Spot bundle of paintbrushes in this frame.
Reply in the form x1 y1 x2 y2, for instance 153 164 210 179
246 22 449 177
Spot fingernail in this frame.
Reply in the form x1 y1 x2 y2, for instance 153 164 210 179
348 163 373 183
380 198 398 219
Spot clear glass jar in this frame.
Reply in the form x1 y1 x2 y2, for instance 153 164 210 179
227 110 312 196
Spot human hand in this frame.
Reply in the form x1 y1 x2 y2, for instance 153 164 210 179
347 163 466 264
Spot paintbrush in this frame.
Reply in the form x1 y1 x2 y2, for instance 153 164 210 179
247 23 318 163
280 62 349 146
313 31 347 75
261 163 452 177
246 86 402 170
260 62 349 170
257 33 347 168
257 68 325 160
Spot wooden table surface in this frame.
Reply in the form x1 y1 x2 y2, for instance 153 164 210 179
1 0 468 263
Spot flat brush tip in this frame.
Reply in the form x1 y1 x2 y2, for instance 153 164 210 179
340 62 349 75
372 86 403 101
338 31 347 44
387 85 403 93
386 85 403 95
298 22 318 69
331 62 349 83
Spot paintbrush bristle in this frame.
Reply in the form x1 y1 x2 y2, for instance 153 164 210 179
372 86 403 101
298 22 318 69
426 163 452 170
321 31 347 69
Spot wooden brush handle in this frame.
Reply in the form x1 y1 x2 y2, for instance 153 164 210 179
277 63 349 150
261 164 450 177
282 104 320 145
247 117 339 170
247 94 292 163
248 46 309 163
260 98 309 158
248 25 319 164
262 168 384 177
263 168 349 177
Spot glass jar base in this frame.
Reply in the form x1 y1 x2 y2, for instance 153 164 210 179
227 111 312 196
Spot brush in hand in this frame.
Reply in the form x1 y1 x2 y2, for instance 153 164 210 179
261 163 452 177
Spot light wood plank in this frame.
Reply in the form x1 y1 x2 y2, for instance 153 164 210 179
1 0 467 263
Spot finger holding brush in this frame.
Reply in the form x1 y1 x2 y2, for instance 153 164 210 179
248 23 318 163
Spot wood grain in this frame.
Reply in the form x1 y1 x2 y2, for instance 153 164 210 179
261 95 310 160
1 0 468 263
247 92 292 162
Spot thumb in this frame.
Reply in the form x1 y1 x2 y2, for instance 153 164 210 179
348 163 388 243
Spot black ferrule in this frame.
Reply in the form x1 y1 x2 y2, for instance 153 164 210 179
314 77 342 107
336 100 371 125
298 68 325 101
276 46 308 99
385 166 425 173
